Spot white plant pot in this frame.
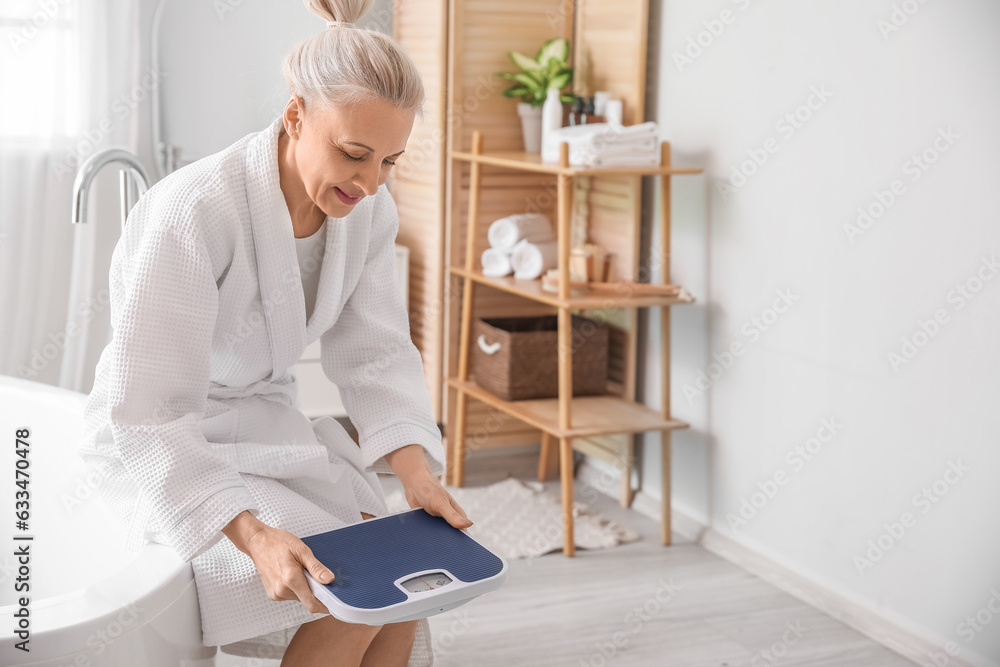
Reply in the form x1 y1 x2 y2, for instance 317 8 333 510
517 102 544 153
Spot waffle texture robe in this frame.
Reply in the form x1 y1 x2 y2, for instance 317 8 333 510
76 116 445 664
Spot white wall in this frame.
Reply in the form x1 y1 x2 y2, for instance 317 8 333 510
635 1 1000 664
158 0 396 164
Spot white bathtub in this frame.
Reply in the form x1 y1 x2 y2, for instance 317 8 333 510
0 376 217 666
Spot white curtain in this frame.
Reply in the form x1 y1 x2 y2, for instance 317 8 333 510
0 0 142 389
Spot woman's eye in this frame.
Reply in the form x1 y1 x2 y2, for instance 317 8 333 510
343 151 396 166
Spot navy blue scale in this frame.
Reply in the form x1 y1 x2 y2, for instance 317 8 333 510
301 508 505 610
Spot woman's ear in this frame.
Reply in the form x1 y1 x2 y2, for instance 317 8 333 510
284 95 305 140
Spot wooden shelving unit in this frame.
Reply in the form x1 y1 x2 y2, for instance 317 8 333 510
446 130 702 556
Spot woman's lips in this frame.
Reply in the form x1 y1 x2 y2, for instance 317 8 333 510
334 187 362 205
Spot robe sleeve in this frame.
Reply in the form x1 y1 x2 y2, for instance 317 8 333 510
320 185 446 477
106 201 260 562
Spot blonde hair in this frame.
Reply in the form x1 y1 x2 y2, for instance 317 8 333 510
283 0 425 118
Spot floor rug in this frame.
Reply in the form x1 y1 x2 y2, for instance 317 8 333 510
384 477 640 559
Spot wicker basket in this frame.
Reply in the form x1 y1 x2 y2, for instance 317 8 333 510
470 314 608 401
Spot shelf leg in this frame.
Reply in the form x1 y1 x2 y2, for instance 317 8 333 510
538 431 556 481
555 143 577 556
560 436 575 557
451 275 477 489
659 140 674 545
661 430 672 545
450 131 485 488
620 438 635 508
556 145 573 433
451 384 469 488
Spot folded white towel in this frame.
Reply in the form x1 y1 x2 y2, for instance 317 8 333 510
585 152 661 168
511 240 559 280
481 246 515 277
543 122 660 165
584 136 658 159
487 213 553 250
601 121 658 140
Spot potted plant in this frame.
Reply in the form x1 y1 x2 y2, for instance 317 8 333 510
498 38 575 153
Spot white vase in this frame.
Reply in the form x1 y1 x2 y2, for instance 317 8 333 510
517 102 544 153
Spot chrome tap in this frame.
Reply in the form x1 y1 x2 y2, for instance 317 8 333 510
71 149 152 231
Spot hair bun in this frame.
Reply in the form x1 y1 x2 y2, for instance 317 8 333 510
303 0 373 26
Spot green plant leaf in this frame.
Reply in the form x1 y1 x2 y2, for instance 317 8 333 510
511 72 543 93
560 95 575 104
509 51 541 74
502 85 530 98
535 38 569 67
548 71 571 90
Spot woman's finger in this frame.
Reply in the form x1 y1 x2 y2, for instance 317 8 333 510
285 565 330 614
449 497 472 524
432 493 473 529
299 546 335 585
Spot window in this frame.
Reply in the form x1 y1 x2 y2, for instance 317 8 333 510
0 0 80 139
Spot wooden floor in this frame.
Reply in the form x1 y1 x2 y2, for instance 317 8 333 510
217 447 914 667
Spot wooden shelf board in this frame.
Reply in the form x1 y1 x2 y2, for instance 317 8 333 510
447 378 690 439
449 266 696 309
450 150 703 176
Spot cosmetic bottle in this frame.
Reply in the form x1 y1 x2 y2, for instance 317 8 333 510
541 87 564 148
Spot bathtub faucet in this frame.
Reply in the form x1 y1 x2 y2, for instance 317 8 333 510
72 149 152 231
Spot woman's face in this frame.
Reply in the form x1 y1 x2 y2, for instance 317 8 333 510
282 95 414 218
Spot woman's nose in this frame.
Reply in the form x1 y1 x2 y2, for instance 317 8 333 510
355 162 382 197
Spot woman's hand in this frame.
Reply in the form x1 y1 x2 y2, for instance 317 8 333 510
385 445 473 530
403 471 473 530
223 510 334 614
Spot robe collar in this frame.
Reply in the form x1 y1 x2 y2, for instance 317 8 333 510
242 116 370 378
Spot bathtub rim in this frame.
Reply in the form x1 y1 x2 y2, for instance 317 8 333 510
0 376 202 663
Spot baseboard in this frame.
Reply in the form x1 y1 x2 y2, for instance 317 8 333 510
576 459 993 667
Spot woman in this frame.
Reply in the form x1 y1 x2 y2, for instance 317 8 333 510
75 1 469 665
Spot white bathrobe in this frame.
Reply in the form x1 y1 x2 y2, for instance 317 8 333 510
76 116 445 664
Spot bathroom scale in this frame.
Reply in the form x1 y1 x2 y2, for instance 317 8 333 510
299 507 508 625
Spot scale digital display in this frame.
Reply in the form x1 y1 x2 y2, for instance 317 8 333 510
400 572 454 593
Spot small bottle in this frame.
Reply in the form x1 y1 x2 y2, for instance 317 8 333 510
541 87 564 152
569 96 585 125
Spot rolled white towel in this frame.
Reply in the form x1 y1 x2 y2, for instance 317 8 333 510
511 240 559 280
487 213 553 251
481 246 514 277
